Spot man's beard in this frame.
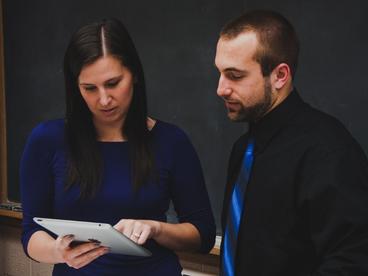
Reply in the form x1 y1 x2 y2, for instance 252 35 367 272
230 78 273 123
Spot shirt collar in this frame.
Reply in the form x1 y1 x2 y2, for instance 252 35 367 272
248 89 307 154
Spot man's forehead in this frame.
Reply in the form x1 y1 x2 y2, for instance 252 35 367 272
215 31 259 69
219 31 258 49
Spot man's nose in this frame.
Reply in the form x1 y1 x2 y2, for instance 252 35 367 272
217 75 232 98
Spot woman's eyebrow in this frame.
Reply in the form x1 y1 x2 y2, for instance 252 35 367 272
79 75 123 86
104 75 123 83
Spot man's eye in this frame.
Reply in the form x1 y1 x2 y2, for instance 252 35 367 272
228 74 243 80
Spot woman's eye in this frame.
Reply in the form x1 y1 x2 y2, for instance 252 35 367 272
84 86 97 92
106 81 119 88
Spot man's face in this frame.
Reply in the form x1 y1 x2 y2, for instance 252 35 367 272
215 32 273 122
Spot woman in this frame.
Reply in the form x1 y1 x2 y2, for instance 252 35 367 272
20 18 215 275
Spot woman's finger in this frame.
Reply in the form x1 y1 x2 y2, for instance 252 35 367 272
114 219 158 244
130 221 145 242
115 219 135 238
67 242 102 260
57 234 74 249
68 246 109 269
137 227 150 245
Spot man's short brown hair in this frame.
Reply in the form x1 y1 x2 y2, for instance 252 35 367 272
220 10 300 78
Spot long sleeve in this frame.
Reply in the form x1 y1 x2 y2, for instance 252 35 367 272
300 141 368 275
168 129 216 253
20 122 57 257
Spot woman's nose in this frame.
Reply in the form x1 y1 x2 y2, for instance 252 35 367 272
99 90 112 106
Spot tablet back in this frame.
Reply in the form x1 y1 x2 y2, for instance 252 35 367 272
33 217 151 256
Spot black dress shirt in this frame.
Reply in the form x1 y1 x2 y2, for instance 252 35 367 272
222 90 368 276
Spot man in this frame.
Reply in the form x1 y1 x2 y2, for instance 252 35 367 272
215 10 368 276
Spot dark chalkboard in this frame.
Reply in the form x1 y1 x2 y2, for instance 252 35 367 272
3 0 368 234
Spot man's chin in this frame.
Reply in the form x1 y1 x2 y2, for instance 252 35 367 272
227 112 247 122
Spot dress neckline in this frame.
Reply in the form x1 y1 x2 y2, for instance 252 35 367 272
97 120 159 144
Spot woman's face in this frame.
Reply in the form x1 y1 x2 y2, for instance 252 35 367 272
78 55 134 129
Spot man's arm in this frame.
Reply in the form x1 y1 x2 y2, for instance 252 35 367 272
300 142 368 275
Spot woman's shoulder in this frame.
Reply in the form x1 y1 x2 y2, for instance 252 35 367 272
153 119 189 141
27 119 65 146
151 119 197 152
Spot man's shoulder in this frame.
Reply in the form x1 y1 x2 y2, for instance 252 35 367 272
292 104 358 150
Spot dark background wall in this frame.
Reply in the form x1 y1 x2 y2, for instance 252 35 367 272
3 0 368 234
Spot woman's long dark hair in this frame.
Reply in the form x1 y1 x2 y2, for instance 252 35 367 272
64 18 153 199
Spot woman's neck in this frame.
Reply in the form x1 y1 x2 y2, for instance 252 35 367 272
97 128 125 142
94 119 125 142
94 117 156 142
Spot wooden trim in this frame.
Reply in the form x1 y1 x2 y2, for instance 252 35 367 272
0 209 22 220
177 250 220 266
0 0 8 204
176 235 221 265
0 212 22 226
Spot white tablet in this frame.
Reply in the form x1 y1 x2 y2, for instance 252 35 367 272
33 217 151 256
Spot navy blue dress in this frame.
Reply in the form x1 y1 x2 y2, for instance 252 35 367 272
20 119 216 276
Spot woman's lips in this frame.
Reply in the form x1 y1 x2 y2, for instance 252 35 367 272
100 107 116 116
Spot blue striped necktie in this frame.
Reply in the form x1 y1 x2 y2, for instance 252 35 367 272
222 138 255 276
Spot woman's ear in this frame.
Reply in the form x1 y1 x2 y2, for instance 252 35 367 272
271 63 290 90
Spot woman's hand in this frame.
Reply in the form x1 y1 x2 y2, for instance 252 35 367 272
114 219 161 245
53 235 109 269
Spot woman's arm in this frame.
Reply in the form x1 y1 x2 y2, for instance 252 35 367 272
167 127 216 253
27 231 61 264
20 121 108 268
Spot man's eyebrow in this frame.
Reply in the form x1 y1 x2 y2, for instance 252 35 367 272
224 68 246 73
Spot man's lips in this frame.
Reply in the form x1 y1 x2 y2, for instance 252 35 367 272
224 101 240 109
